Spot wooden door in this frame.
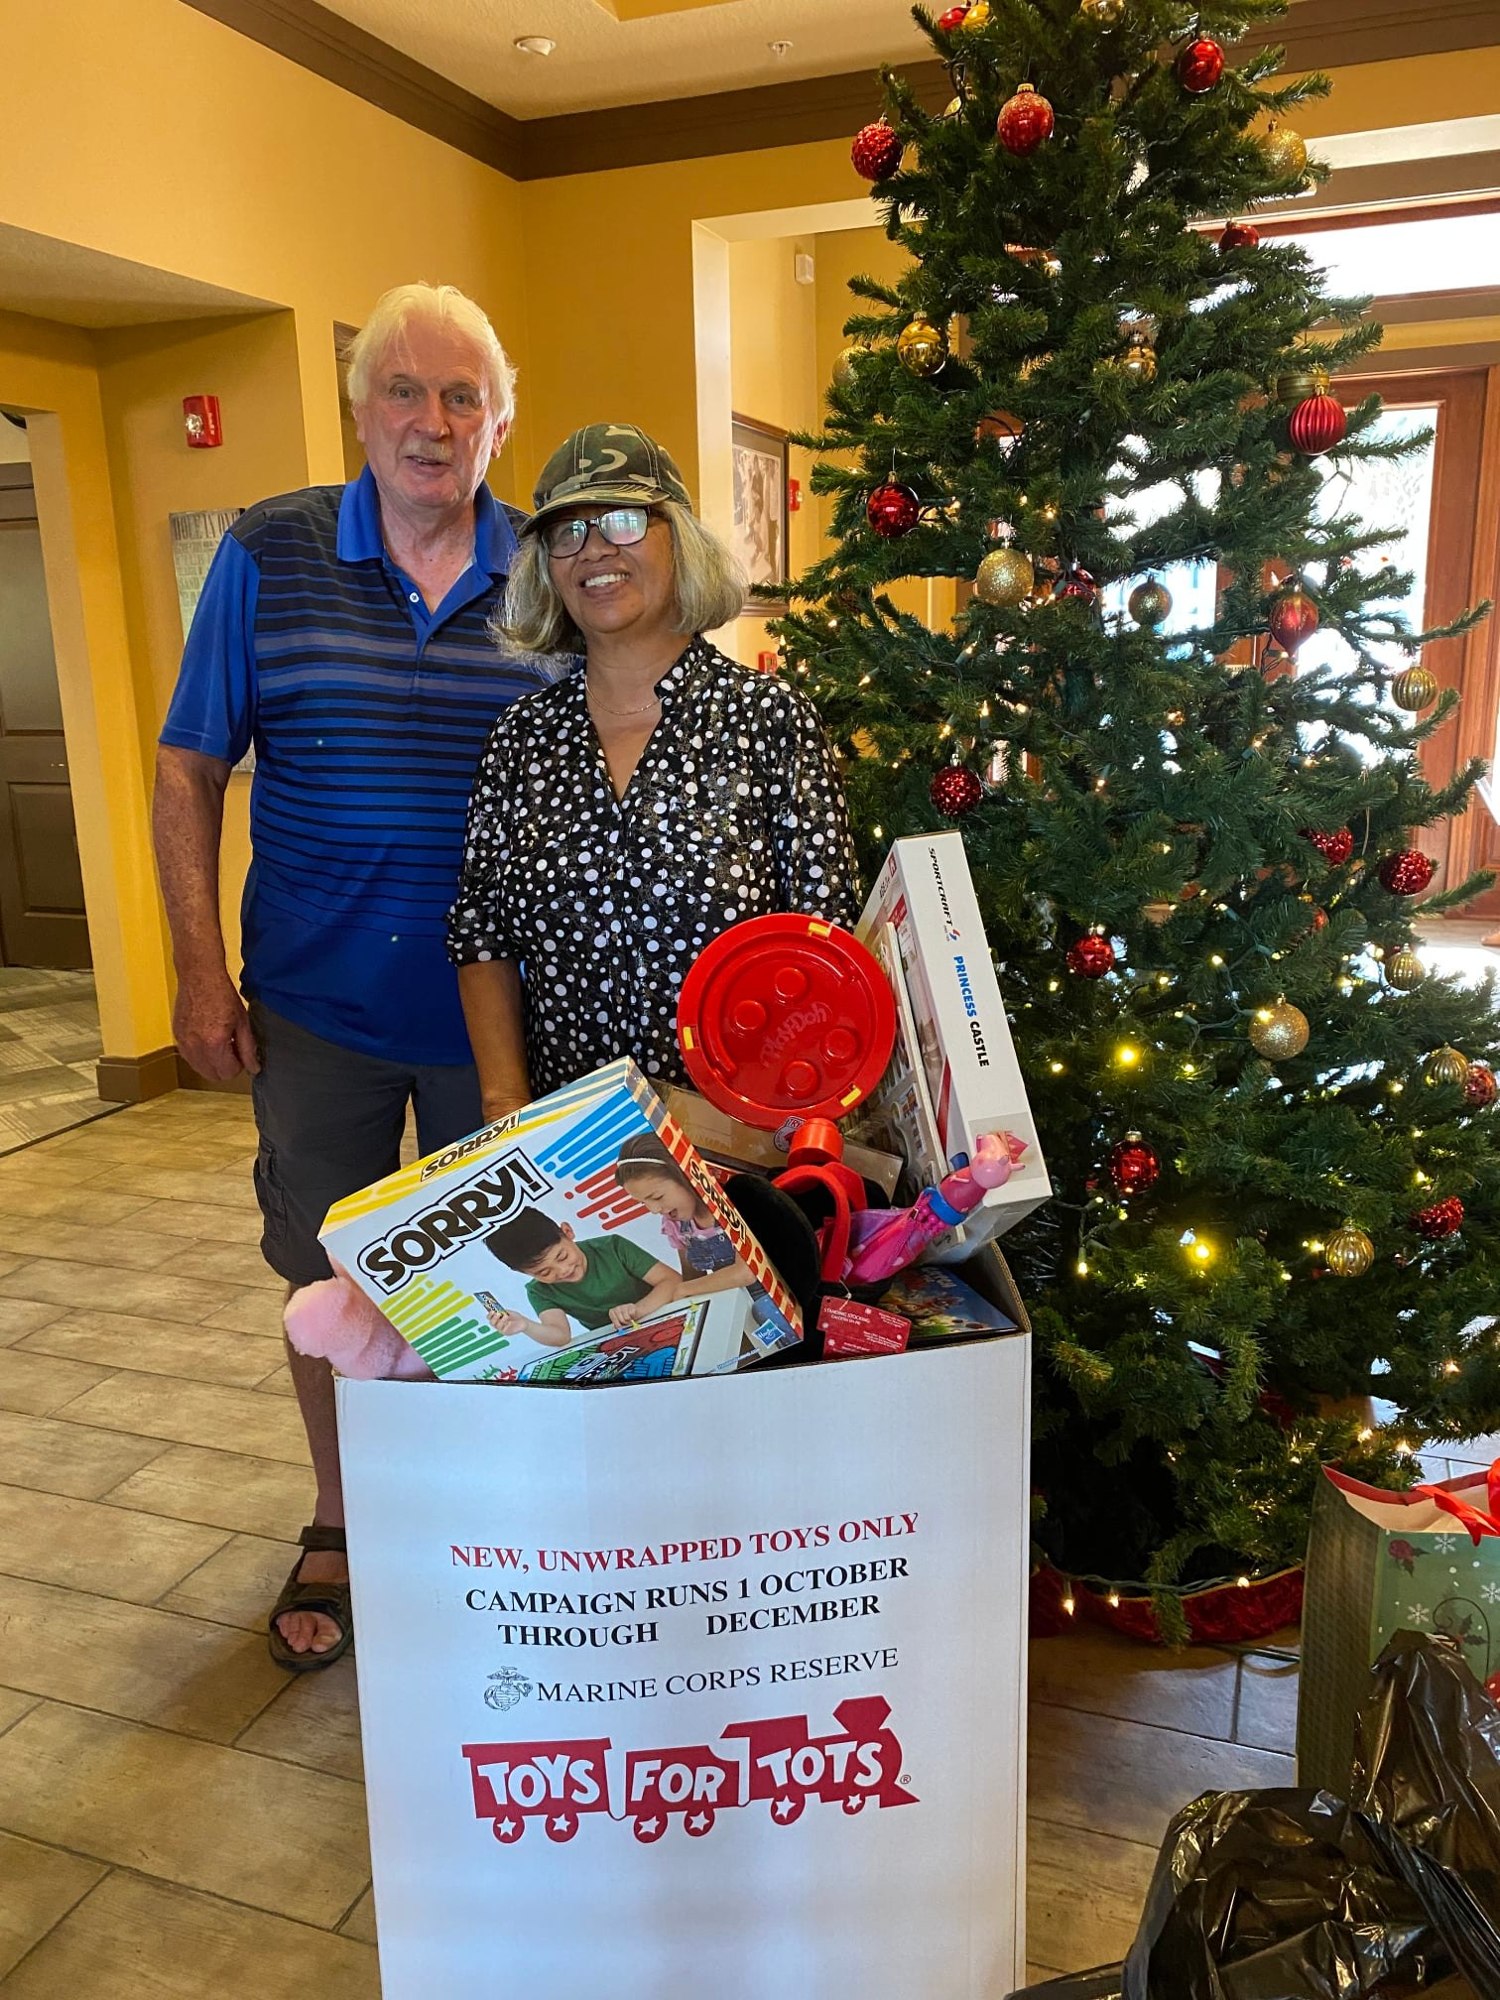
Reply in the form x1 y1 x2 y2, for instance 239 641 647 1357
0 462 90 968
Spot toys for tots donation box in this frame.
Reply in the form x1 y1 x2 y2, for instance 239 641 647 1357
338 1328 1030 1998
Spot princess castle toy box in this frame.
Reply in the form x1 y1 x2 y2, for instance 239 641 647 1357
321 1059 802 1385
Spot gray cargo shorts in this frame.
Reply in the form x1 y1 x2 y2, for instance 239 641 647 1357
249 1001 483 1287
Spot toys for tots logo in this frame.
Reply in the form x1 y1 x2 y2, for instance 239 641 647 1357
461 1695 915 1847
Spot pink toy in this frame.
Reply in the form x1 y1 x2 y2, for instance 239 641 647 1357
843 1131 1027 1284
284 1262 434 1381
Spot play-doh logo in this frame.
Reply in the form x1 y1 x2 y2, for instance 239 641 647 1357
462 1696 916 1847
357 1153 552 1292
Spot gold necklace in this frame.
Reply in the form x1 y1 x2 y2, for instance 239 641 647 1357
585 683 661 720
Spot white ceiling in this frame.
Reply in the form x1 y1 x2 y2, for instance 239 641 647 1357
0 223 276 330
314 0 929 118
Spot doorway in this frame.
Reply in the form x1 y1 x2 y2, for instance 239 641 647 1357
0 411 89 969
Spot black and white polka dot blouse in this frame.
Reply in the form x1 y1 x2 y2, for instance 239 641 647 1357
447 635 861 1097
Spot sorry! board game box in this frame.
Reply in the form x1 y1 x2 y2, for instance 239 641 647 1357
320 1059 802 1384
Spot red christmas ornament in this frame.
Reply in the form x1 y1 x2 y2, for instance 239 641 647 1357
866 482 920 539
1288 394 1347 455
1218 221 1260 252
1301 827 1354 867
1411 1196 1464 1241
1066 932 1115 979
1465 1061 1498 1108
930 764 983 818
937 4 968 28
996 83 1055 157
1268 586 1319 653
1378 849 1435 896
1056 567 1099 608
851 120 903 183
1176 36 1225 94
1108 1133 1161 1197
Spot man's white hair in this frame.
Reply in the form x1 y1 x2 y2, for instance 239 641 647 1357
345 283 516 428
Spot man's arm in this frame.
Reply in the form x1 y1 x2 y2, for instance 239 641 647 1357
458 960 531 1121
152 744 259 1082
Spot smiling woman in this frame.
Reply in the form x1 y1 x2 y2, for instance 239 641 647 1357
447 421 860 1116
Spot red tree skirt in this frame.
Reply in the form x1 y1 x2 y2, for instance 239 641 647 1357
1030 1560 1304 1646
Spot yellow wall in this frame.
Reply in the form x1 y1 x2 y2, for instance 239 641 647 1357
0 312 169 1056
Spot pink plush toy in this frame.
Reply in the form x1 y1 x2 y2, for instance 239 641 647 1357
284 1262 433 1381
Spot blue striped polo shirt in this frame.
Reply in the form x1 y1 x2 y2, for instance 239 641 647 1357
161 468 548 1065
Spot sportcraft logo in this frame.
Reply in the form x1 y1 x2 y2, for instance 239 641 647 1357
461 1695 916 1846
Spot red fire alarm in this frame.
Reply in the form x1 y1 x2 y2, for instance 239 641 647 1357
757 650 779 674
183 395 223 449
787 477 802 514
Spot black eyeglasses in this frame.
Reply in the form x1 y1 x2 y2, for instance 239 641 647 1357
543 506 652 558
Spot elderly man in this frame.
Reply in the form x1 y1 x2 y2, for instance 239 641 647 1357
153 283 544 1671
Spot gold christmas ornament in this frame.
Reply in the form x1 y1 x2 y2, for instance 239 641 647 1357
831 346 864 392
961 0 991 26
1384 947 1426 991
1261 125 1309 179
897 314 948 378
1392 664 1438 712
1274 362 1331 405
1326 1225 1375 1279
1249 998 1310 1060
1099 337 1157 385
1426 1045 1470 1089
975 547 1035 607
1080 0 1126 21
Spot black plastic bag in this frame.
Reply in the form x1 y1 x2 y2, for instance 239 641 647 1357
1009 1632 1500 1999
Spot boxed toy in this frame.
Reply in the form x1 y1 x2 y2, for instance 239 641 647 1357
320 1059 802 1384
662 1085 903 1198
856 832 1050 1242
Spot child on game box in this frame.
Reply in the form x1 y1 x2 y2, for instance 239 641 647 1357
482 1210 682 1343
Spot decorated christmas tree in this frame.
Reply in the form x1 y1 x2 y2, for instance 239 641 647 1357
779 0 1499 1634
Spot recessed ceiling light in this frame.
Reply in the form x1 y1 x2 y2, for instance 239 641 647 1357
514 35 556 56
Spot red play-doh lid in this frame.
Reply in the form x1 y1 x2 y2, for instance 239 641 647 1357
676 914 897 1130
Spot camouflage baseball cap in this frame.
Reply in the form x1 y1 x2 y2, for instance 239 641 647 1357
525 422 693 533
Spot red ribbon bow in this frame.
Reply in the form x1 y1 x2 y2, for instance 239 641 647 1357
1414 1458 1500 1544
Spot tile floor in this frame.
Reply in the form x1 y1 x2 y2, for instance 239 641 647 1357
0 970 119 1157
1 1089 1491 1993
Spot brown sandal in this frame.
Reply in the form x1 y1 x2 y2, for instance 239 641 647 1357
268 1524 353 1673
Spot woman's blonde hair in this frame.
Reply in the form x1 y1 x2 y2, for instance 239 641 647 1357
496 501 746 654
346 283 516 428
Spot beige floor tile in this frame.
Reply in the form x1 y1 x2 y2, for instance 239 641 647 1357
1235 1650 1301 1754
87 1164 263 1209
0 1411 167 1501
0 1184 157 1226
0 1831 106 1981
0 1348 114 1417
1029 1702 1294 1847
238 1652 363 1780
19 1311 284 1390
166 1241 283 1292
339 1886 378 1946
0 1574 286 1741
1030 1628 1239 1739
126 1198 266 1246
255 1365 296 1397
0 1871 380 2000
0 1686 39 1734
0 1705 370 1928
0 1254 21 1279
159 1532 298 1629
204 1289 291 1337
0 1261 235 1327
0 1212 197 1274
0 1152 112 1190
56 1372 310 1465
1027 1817 1153 1975
0 1299 65 1347
0 1484 228 1604
104 1443 315 1541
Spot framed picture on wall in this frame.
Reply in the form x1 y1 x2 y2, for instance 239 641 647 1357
731 415 789 611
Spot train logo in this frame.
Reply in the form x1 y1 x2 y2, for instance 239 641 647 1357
461 1695 916 1847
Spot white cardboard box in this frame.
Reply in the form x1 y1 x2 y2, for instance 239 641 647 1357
339 1322 1030 1998
856 833 1050 1239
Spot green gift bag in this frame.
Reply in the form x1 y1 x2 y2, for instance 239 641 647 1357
1299 1460 1500 1794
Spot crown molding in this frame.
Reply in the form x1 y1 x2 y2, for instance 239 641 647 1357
181 0 1500 183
